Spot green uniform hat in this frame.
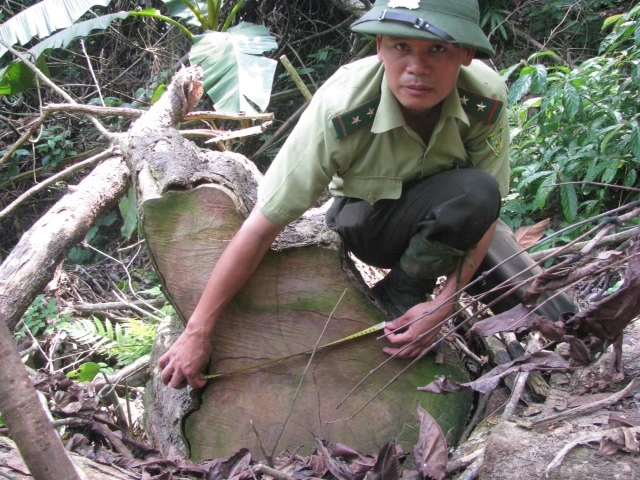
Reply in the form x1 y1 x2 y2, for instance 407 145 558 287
351 0 495 58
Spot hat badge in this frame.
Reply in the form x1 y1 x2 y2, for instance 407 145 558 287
387 0 420 9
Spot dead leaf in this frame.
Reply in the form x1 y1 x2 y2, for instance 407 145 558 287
419 351 571 395
564 335 591 366
569 241 640 342
514 218 550 249
524 259 612 305
599 427 640 456
470 304 541 336
315 438 357 480
363 441 404 480
608 414 640 428
413 406 448 480
535 318 566 342
205 448 251 480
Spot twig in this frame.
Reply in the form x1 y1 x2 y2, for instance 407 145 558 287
286 45 318 91
458 394 489 445
551 181 640 193
289 15 355 46
80 39 105 107
0 148 115 222
531 227 638 261
0 147 105 188
201 121 273 143
545 426 640 476
250 421 273 466
502 372 529 419
253 464 295 480
43 104 275 122
280 55 313 101
0 40 112 140
532 378 640 427
94 422 133 459
446 447 485 474
72 298 166 315
0 114 21 136
457 452 484 480
269 288 348 460
0 111 50 169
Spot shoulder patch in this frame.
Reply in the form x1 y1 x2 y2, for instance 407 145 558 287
487 128 505 156
331 96 381 141
458 88 504 125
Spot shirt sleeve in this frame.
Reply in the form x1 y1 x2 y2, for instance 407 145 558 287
258 93 343 226
464 89 511 198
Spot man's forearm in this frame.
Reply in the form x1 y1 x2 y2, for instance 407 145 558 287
436 220 498 311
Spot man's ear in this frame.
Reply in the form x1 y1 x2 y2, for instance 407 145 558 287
462 48 475 66
376 35 383 61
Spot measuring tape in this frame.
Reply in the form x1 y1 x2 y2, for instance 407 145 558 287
203 321 387 381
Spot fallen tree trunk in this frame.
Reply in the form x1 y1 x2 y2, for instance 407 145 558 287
130 68 473 460
0 153 130 331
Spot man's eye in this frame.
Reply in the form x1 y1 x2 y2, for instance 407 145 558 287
395 43 410 52
431 45 446 53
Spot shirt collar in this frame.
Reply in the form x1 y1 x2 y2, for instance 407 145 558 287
371 73 470 133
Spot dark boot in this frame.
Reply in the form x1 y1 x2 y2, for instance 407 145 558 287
372 268 436 318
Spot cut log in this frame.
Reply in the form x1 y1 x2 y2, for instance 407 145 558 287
132 67 473 460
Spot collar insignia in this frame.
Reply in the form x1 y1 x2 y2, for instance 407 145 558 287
388 0 420 9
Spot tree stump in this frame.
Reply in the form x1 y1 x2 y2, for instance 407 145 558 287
132 68 473 460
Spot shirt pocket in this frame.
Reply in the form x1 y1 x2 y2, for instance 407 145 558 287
341 175 403 205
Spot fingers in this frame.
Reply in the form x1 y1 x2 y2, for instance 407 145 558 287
159 353 207 389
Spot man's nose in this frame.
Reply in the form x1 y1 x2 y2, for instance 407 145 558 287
406 55 432 76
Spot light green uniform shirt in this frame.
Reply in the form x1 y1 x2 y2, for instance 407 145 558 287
259 56 510 226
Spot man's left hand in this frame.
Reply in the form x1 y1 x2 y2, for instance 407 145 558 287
382 300 452 358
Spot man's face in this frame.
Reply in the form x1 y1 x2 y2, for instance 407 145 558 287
377 36 475 116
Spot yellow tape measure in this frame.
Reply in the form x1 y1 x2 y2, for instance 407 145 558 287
203 321 387 381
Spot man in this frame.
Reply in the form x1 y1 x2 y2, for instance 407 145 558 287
159 0 573 389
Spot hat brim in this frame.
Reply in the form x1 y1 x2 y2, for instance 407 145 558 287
351 5 495 59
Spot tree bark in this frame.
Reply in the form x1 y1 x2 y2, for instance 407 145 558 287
0 435 135 480
0 313 84 480
0 155 130 331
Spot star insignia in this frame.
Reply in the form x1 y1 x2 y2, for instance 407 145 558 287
367 108 376 117
477 102 486 112
351 116 362 125
460 95 469 106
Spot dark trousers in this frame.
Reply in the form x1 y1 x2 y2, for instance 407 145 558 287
326 169 575 320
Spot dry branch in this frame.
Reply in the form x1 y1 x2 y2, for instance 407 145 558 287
0 148 116 222
531 378 640 427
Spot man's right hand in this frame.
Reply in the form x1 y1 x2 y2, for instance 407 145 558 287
158 326 211 389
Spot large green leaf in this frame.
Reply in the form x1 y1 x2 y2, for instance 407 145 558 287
0 12 132 95
189 22 278 114
162 0 208 27
0 0 112 58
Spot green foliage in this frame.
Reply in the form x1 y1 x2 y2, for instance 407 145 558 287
66 361 102 382
67 209 119 264
35 126 77 170
59 317 157 367
502 5 640 233
16 295 66 339
0 413 4 427
118 187 139 241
